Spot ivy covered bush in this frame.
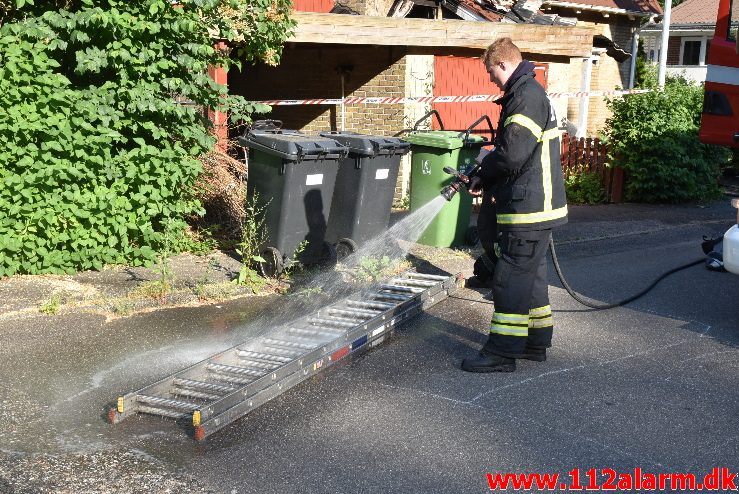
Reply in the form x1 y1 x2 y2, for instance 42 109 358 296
0 0 293 276
564 171 606 204
603 72 730 203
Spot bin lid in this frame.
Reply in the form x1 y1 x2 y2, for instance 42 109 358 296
318 131 411 156
404 131 485 150
238 129 347 161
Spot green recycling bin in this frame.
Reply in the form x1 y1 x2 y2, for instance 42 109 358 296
404 111 490 247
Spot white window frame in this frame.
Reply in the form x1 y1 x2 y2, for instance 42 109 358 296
679 36 707 66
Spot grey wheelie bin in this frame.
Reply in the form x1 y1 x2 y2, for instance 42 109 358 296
319 131 411 259
404 111 492 248
238 121 348 276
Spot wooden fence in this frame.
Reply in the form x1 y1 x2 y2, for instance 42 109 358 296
560 133 624 203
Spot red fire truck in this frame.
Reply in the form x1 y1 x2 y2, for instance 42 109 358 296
699 0 739 148
700 0 739 274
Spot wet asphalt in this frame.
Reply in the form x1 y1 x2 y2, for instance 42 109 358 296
1 200 738 493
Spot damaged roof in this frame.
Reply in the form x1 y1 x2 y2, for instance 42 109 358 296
448 0 660 24
542 0 661 15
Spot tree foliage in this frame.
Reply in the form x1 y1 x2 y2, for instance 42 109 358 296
0 0 294 276
604 73 730 203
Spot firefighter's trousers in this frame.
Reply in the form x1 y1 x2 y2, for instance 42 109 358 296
483 229 554 359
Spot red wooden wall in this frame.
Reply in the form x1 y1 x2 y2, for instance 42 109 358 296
293 0 334 12
432 56 548 142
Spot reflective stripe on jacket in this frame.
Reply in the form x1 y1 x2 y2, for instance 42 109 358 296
479 69 568 231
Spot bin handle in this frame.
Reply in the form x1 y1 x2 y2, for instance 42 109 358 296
251 119 283 131
373 139 410 157
413 109 445 131
313 141 349 158
462 115 495 146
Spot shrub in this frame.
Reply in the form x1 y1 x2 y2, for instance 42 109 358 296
603 74 730 203
565 171 606 204
0 0 293 276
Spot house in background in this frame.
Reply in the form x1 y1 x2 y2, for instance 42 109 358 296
228 0 668 198
641 0 739 83
229 0 592 199
538 0 662 134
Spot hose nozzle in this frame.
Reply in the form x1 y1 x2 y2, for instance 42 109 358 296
439 166 470 201
440 182 461 201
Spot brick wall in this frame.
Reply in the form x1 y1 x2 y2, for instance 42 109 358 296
230 45 405 135
584 18 639 134
545 9 640 135
667 36 681 65
229 45 408 198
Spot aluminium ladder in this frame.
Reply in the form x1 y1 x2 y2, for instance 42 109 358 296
108 271 459 440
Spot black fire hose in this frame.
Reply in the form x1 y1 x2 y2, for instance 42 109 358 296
548 238 704 310
439 167 706 310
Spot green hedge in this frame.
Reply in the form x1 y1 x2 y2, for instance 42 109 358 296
0 0 293 276
603 72 730 203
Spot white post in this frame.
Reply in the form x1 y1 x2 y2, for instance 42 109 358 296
340 72 345 132
628 30 640 89
577 56 594 138
658 0 672 88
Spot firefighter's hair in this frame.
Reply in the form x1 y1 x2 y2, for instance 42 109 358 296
482 38 522 66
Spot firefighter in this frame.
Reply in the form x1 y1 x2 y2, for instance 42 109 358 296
465 175 499 290
461 37 568 373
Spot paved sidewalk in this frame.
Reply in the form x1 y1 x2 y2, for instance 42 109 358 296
0 198 737 493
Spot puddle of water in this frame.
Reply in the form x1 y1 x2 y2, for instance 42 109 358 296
24 194 451 455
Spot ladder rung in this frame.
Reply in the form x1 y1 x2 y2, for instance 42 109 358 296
288 327 342 339
137 404 190 420
172 388 221 401
379 284 423 294
236 350 293 364
209 373 255 385
206 363 266 377
327 308 374 320
308 317 355 328
261 344 304 356
346 300 393 310
335 305 381 316
172 378 236 395
407 273 448 281
263 338 318 350
372 292 412 301
390 278 436 287
137 394 200 412
233 357 281 370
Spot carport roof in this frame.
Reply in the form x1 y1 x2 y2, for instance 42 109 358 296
288 11 594 58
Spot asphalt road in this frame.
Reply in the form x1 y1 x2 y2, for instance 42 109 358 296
1 202 738 493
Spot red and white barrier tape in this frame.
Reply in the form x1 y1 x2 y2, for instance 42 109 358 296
258 89 650 106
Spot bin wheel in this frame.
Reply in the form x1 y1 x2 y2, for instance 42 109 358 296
257 247 284 278
319 241 338 269
465 226 480 246
335 238 358 261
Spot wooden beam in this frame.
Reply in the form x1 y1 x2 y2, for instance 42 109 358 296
289 12 594 58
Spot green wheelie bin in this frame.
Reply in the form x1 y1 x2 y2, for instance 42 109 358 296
404 111 493 247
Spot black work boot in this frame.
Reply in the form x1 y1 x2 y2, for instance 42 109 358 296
521 346 546 362
465 275 495 289
461 352 516 373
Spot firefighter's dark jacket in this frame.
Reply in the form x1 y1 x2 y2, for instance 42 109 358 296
478 62 568 231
